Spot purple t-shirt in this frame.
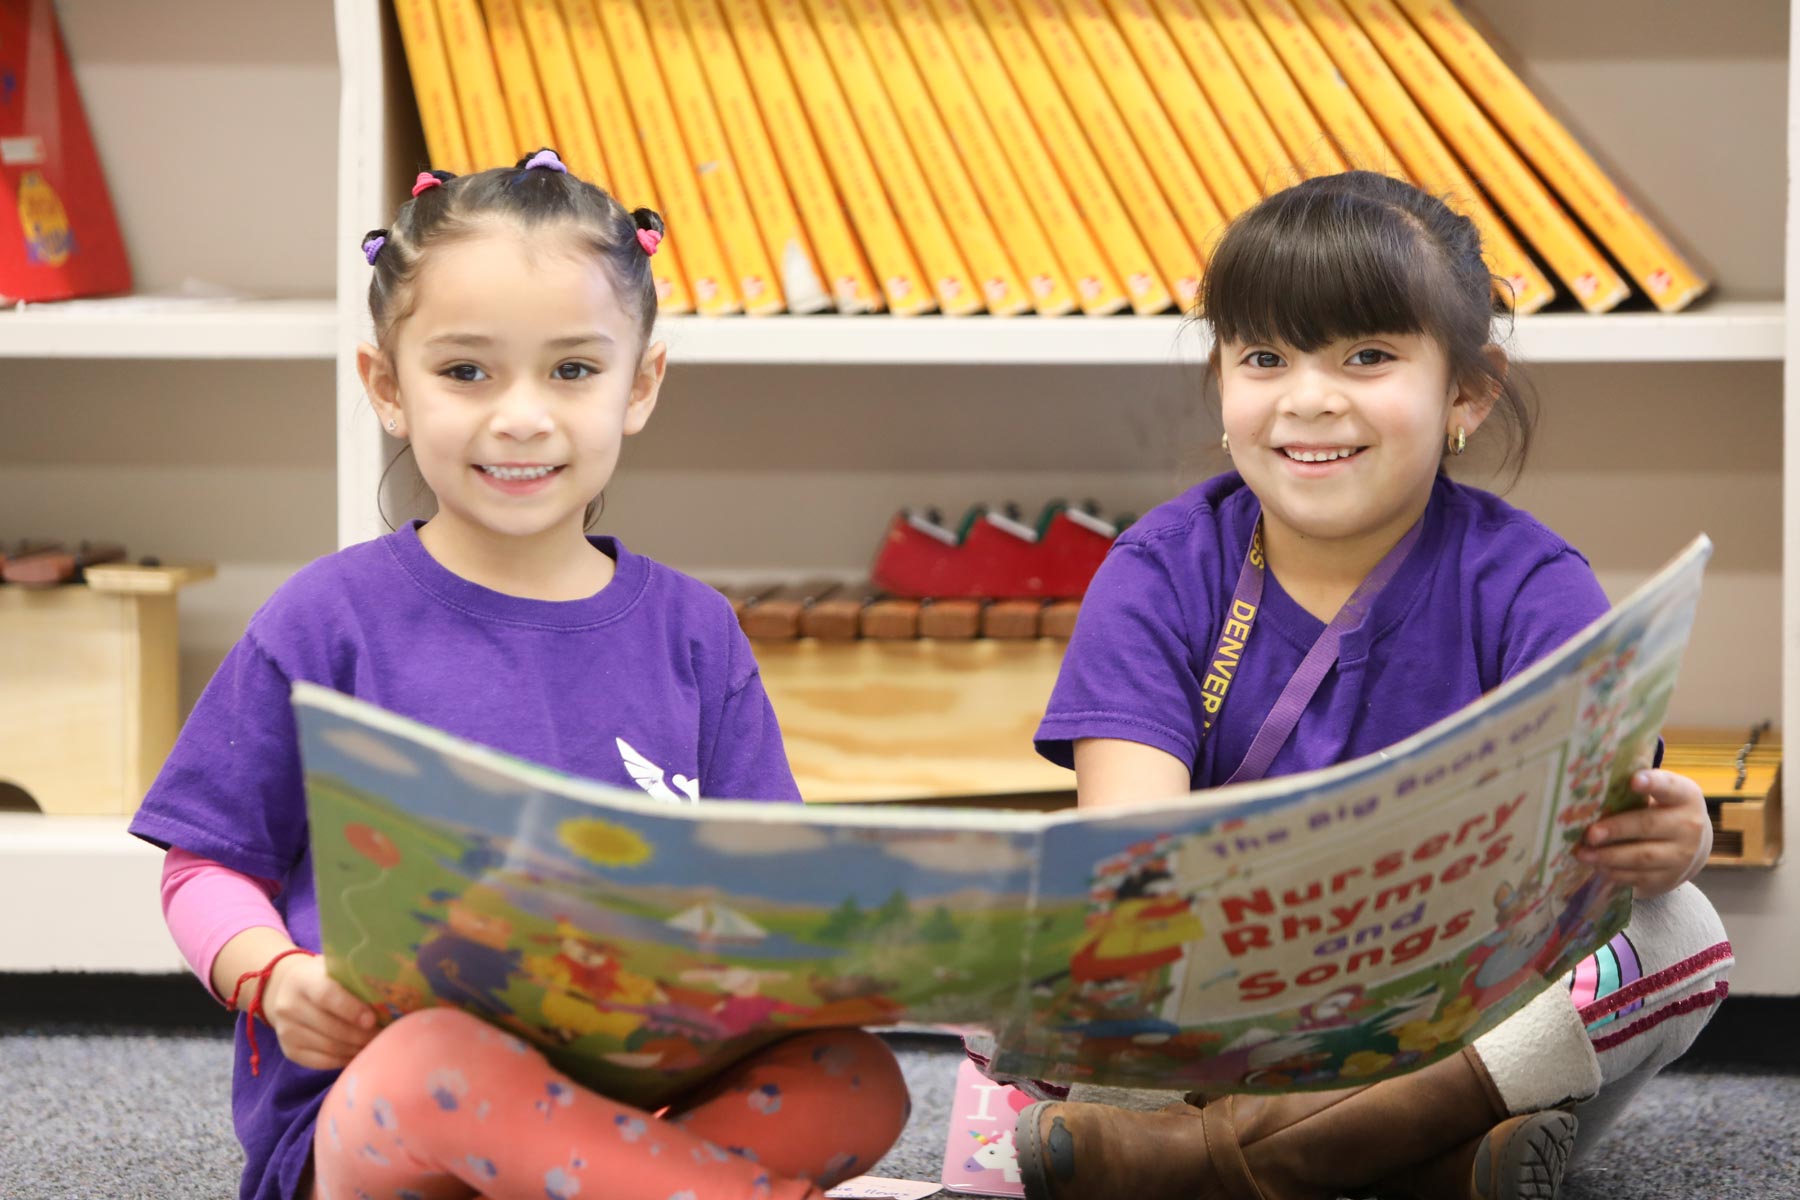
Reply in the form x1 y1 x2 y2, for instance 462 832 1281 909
1037 472 1610 786
129 523 799 1200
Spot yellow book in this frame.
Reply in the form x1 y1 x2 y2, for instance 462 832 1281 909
1343 0 1628 312
434 0 518 169
1246 0 1400 176
1101 0 1259 219
1045 0 1229 290
843 0 1030 314
394 0 473 174
554 0 694 314
1290 0 1554 314
922 0 1125 313
1396 0 1708 312
478 0 556 160
801 0 982 314
676 0 833 312
884 0 1079 314
968 0 1173 313
513 0 609 186
711 0 882 312
756 0 935 315
1148 0 1293 194
638 0 787 314
591 0 745 314
1195 0 1346 179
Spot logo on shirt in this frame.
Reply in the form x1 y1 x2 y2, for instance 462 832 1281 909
616 738 700 803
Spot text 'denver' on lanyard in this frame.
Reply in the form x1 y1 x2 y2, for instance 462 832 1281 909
1199 506 1424 786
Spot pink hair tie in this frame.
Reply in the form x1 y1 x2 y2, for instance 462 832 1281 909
411 172 443 198
636 228 663 256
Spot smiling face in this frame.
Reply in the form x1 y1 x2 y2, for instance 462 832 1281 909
1219 330 1482 548
361 221 665 553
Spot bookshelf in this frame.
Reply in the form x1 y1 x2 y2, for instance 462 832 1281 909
0 0 1794 995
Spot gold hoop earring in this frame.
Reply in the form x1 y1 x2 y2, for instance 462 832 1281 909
1221 432 1231 455
1449 427 1467 456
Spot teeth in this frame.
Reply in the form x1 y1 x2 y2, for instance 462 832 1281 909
1284 448 1358 463
483 465 558 481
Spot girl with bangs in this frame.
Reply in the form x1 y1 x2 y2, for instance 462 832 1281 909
1009 172 1731 1200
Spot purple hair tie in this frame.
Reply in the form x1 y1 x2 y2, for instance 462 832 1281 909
523 148 568 174
362 234 386 265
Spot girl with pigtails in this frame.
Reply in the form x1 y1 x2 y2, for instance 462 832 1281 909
131 149 909 1200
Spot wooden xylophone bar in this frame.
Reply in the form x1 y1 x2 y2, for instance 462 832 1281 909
716 580 1082 641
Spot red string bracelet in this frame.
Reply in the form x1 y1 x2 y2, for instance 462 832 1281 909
227 947 316 1077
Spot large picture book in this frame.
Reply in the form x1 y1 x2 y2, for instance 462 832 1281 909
300 536 1709 1111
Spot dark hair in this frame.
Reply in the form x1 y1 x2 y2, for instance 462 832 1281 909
363 149 665 350
1198 171 1533 483
363 150 661 532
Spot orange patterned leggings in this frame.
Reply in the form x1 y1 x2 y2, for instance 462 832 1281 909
309 1008 909 1200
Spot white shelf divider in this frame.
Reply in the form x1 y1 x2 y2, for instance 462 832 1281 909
0 814 183 973
0 297 337 360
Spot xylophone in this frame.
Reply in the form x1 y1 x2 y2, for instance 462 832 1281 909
718 580 1084 642
718 500 1129 642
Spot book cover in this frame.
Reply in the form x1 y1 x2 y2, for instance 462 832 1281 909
1343 0 1629 313
920 0 1126 314
967 0 1173 313
842 0 1031 315
756 0 936 315
1194 0 1348 180
638 0 788 314
1288 0 1555 315
1102 0 1261 220
712 0 885 313
591 0 745 314
393 0 474 174
435 0 520 168
554 0 695 314
1245 0 1401 176
300 538 1710 1111
0 0 131 304
477 0 556 162
1148 0 1296 195
676 0 835 313
803 0 983 315
514 0 610 186
880 0 1078 315
1395 0 1708 313
1049 0 1230 287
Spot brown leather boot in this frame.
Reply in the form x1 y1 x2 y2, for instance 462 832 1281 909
1014 1046 1509 1200
1376 1110 1579 1200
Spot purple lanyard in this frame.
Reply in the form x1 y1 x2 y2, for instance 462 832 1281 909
1203 509 1424 786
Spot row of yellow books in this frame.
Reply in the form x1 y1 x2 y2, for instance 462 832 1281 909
394 0 1709 317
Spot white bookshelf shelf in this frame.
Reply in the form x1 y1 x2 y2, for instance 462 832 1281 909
0 297 337 360
4 294 1775 365
656 299 1786 366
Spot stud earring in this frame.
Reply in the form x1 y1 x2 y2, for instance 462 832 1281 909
1221 432 1231 455
1449 427 1467 456
386 418 398 433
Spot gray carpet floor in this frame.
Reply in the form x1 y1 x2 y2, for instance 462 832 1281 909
2 1029 1796 1199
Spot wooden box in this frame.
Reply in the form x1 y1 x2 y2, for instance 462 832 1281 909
1661 726 1784 869
0 564 213 815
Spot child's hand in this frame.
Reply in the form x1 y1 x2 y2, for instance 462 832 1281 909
1576 769 1712 898
260 954 380 1070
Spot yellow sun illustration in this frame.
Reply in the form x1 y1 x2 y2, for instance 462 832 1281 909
558 818 653 868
